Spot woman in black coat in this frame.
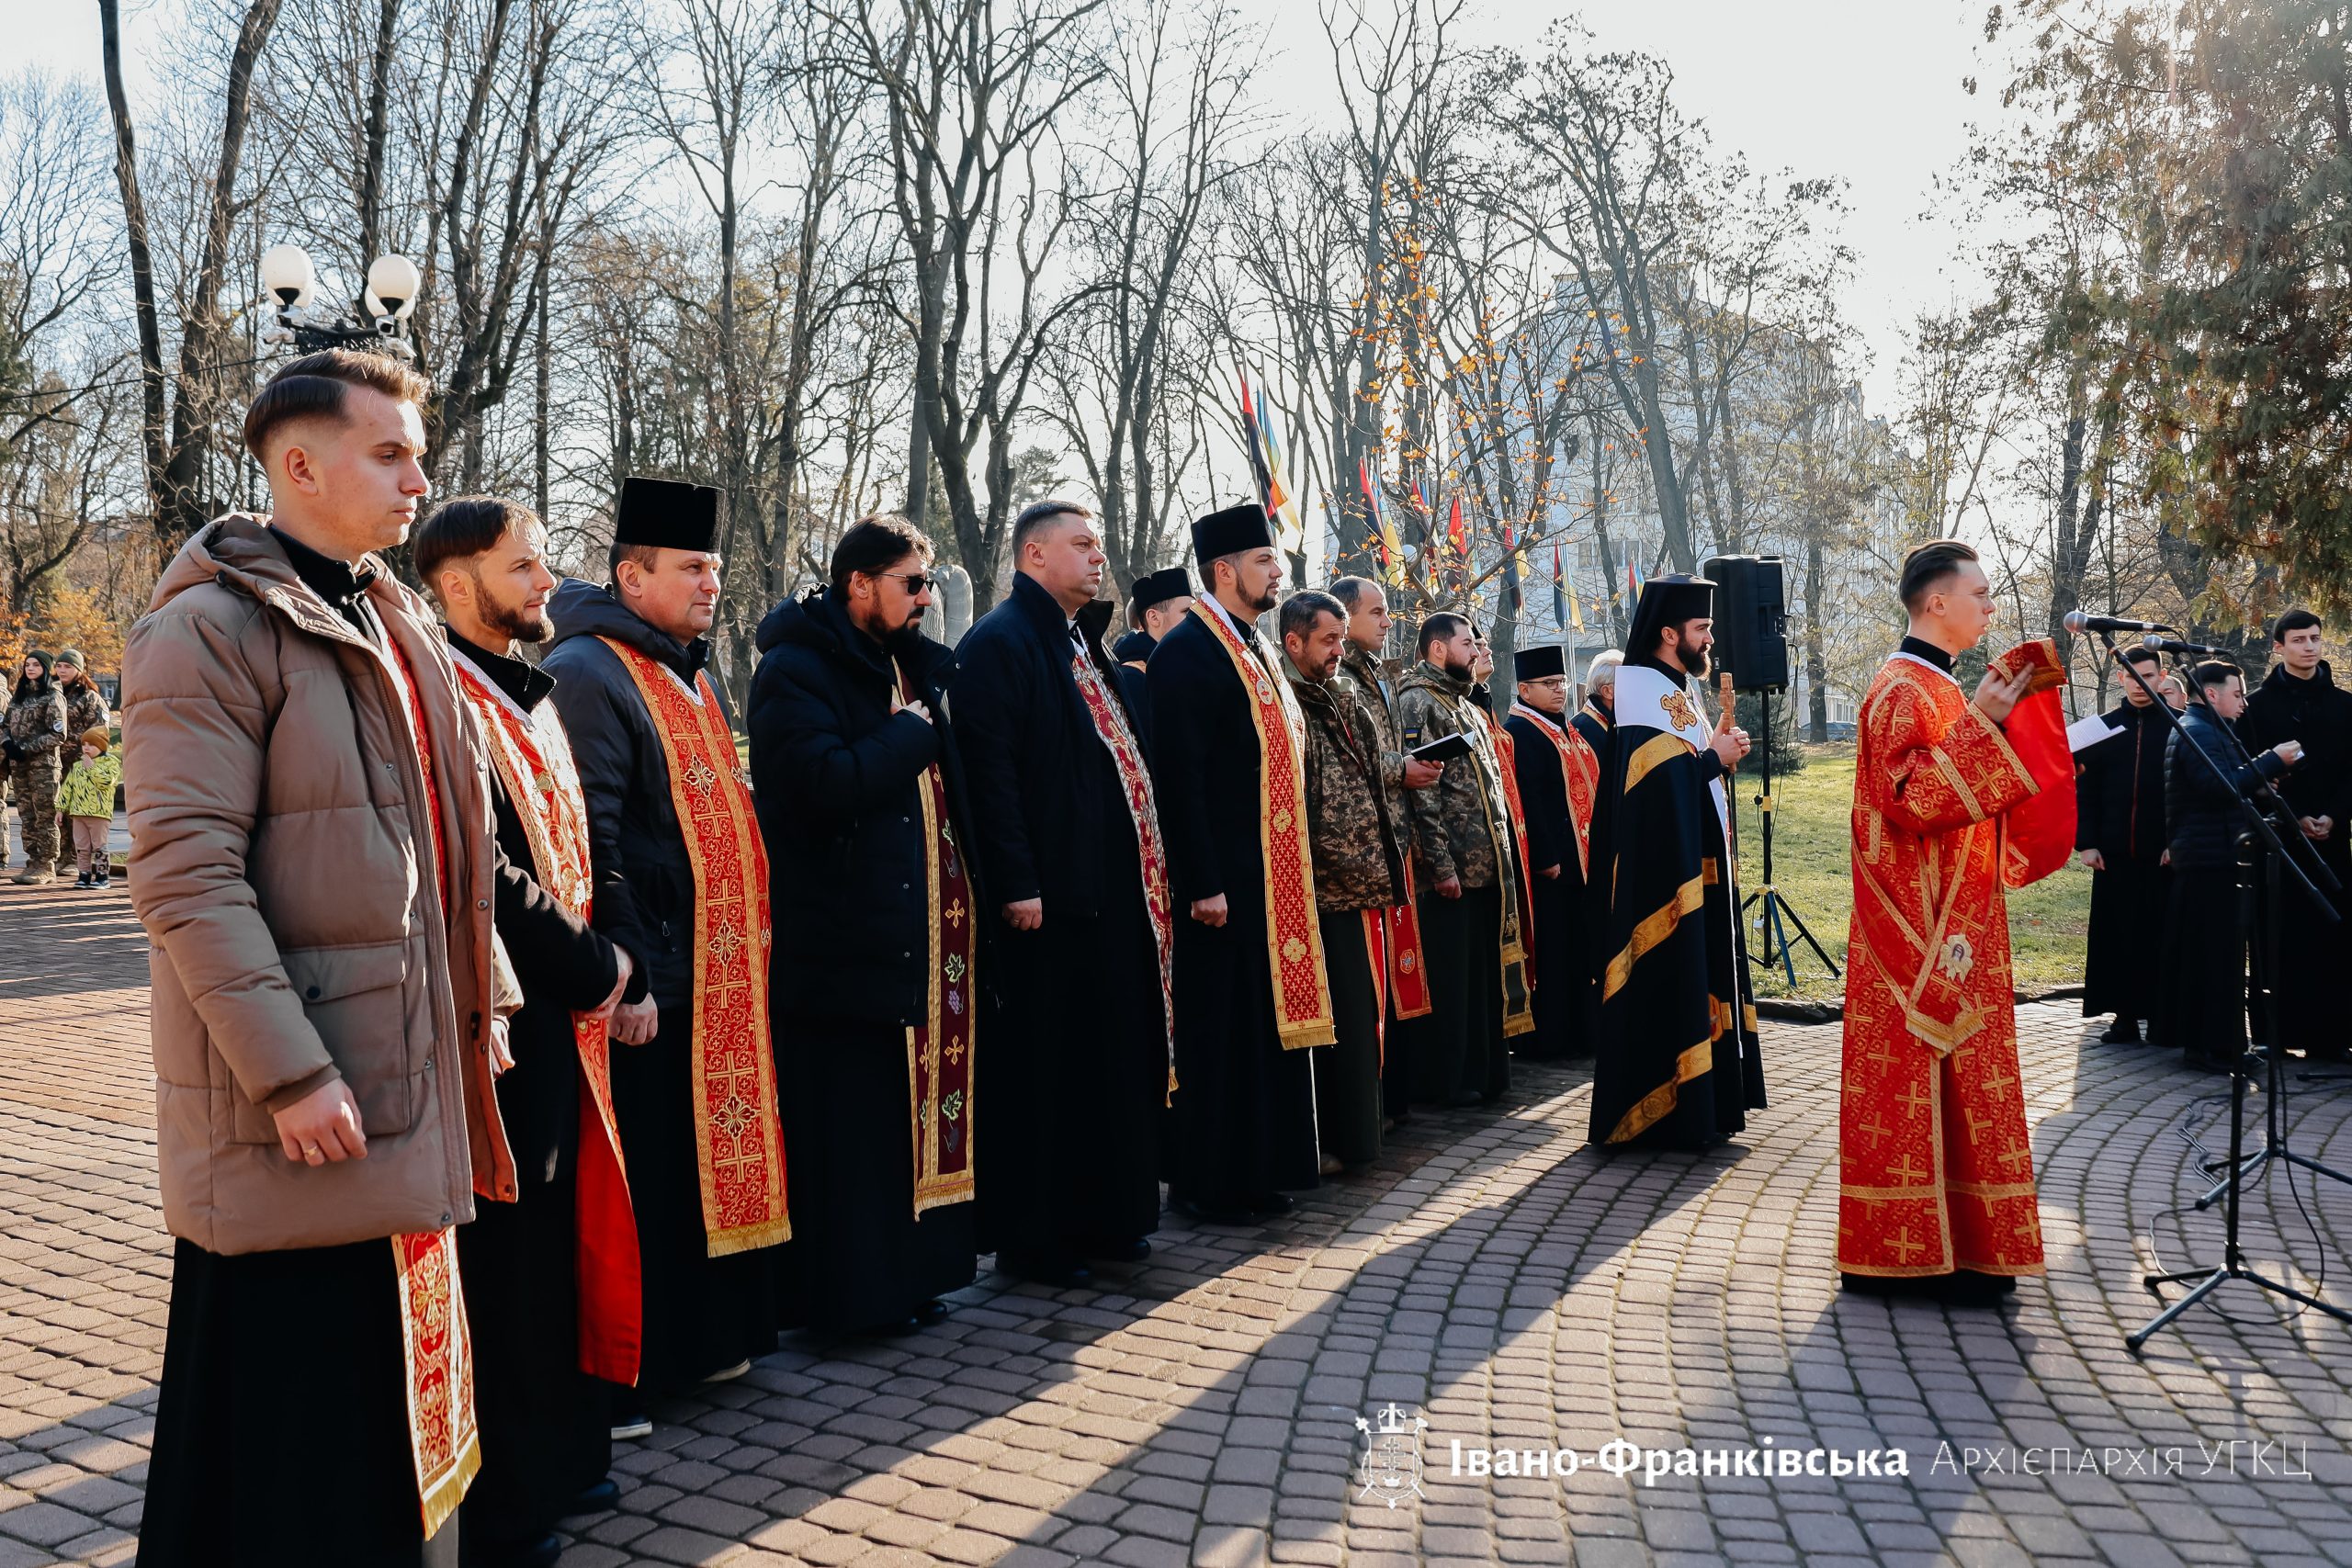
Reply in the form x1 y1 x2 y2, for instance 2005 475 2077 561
747 551 979 1334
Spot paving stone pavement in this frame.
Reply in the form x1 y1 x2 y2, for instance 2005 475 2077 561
2 881 2350 1566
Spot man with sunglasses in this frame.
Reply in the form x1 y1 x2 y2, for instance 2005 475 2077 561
748 516 981 1334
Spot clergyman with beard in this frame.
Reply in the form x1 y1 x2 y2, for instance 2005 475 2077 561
1587 574 1766 1154
1395 612 1523 1108
747 515 980 1333
414 497 639 1562
1148 502 1332 1222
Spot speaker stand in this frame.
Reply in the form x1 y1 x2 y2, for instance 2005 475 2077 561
1739 688 1840 987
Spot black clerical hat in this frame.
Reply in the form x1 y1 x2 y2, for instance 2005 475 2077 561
1515 643 1566 681
614 476 719 554
1131 566 1193 613
1192 502 1273 567
1625 574 1714 663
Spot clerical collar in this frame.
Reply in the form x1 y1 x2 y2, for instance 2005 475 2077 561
271 525 379 609
446 628 556 712
1200 592 1260 644
1898 636 1956 674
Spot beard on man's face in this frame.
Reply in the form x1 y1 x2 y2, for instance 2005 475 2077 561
1677 640 1711 679
1442 649 1475 681
480 585 553 645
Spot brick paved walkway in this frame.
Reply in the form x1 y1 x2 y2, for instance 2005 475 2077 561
3 883 2350 1567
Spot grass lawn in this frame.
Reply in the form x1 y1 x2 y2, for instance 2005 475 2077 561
1724 743 2090 1005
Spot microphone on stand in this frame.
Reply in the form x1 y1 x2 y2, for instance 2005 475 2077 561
2140 634 2227 657
2063 609 2179 636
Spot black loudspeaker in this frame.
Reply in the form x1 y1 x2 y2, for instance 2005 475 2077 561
1702 553 1789 694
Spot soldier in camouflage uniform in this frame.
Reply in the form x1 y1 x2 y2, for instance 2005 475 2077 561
49 650 109 877
1281 590 1417 1169
1394 613 1521 1106
4 652 68 884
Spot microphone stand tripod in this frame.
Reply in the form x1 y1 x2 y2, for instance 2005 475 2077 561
1737 685 1838 987
2112 637 2351 1351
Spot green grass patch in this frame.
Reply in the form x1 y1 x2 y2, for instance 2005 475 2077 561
1724 744 2089 1003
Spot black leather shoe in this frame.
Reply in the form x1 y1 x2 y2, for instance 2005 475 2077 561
564 1478 620 1517
1442 1089 1483 1109
1175 1193 1260 1224
2098 1019 2143 1044
516 1533 563 1568
912 1298 951 1325
1250 1191 1296 1217
1086 1236 1152 1264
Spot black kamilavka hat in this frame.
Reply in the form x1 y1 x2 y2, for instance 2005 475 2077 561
1625 574 1714 664
1192 502 1274 567
1131 566 1193 613
1515 643 1567 681
614 476 719 553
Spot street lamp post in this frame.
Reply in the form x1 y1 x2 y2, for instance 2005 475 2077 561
259 243 420 357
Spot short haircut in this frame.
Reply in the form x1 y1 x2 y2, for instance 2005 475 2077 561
1013 499 1091 556
415 496 536 596
2120 644 2163 671
1898 538 1980 612
1279 590 1345 643
243 348 430 460
1207 547 1253 586
2191 659 2243 694
608 541 661 581
1329 576 1379 613
831 513 933 592
1587 649 1623 689
1418 611 1470 658
2272 607 2323 644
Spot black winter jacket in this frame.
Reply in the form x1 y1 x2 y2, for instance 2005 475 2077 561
2166 705 2289 870
748 589 973 1026
948 571 1136 920
539 580 718 1010
2238 660 2352 830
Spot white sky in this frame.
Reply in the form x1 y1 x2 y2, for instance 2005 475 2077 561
22 0 1994 412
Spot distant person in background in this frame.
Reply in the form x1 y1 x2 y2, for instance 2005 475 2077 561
50 649 109 881
56 728 120 891
2236 608 2352 1062
1505 645 1601 1061
1111 566 1193 747
4 651 65 885
2073 644 2177 1044
2159 660 2302 1073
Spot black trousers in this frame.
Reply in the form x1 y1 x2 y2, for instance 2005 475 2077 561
1313 908 1384 1167
140 1237 459 1568
2153 866 2246 1068
2082 854 2168 1024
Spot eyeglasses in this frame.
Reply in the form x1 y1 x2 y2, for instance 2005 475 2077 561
871 571 938 593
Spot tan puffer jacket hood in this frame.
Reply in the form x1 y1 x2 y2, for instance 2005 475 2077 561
125 514 515 1255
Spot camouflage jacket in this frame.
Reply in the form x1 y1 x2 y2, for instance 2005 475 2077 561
1340 643 1403 761
3 683 66 771
61 680 108 744
1286 661 1407 911
1395 660 1514 890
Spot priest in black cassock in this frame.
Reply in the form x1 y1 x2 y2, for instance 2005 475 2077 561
1149 502 1332 1222
1565 651 1621 1052
2073 642 2175 1044
749 515 980 1333
544 478 786 1411
1504 644 1603 1061
951 501 1172 1284
1112 565 1193 747
1588 577 1768 1151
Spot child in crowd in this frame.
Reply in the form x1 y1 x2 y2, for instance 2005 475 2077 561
56 728 120 890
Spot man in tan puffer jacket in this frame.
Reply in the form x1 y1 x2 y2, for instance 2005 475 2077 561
124 349 516 1566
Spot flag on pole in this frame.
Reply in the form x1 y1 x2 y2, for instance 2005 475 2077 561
1446 496 1468 567
1237 366 1308 558
1551 545 1566 626
1501 522 1521 614
1412 481 1439 592
1569 573 1585 633
1625 558 1646 605
1359 459 1404 585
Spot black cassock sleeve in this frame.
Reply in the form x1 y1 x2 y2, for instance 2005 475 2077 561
545 649 658 1005
1148 637 1227 908
488 769 620 1017
947 634 1042 907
